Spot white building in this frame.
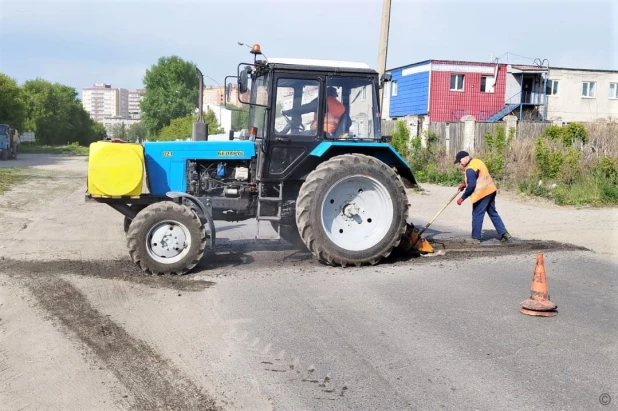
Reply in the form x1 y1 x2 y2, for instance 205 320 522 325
203 104 232 133
82 83 129 121
128 89 144 119
545 67 618 123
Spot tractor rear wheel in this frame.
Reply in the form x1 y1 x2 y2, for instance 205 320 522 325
296 154 408 267
127 201 206 275
270 221 305 248
269 199 305 248
123 216 132 234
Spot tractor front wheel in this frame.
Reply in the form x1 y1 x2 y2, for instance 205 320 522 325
127 201 206 275
296 154 408 267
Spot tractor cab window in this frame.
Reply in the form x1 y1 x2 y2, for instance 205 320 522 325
325 78 378 140
274 78 320 136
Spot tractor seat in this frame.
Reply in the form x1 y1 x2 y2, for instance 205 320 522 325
332 112 351 139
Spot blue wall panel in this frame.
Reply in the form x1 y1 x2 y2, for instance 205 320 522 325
389 62 430 118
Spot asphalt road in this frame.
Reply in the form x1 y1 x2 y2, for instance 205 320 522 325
0 154 616 410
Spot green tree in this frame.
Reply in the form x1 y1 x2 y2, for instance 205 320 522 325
156 109 223 141
0 73 26 130
109 123 127 140
140 56 199 137
157 115 194 141
21 79 99 145
127 121 147 142
227 104 249 131
91 122 108 141
204 108 224 134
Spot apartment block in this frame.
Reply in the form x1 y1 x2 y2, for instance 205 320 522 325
203 84 243 109
128 89 145 119
82 83 129 121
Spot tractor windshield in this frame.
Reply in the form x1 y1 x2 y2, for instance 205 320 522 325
325 77 380 140
0 124 8 137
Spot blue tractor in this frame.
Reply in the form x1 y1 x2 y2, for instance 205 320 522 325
86 45 431 275
0 124 18 160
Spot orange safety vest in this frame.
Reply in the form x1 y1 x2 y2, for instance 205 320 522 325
465 158 497 203
310 96 346 133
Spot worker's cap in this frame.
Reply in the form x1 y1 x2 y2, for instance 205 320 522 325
454 150 469 164
327 86 338 97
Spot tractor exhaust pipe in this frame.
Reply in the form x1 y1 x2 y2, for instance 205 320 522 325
193 67 208 141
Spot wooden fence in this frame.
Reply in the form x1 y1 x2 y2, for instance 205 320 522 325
429 122 465 156
516 121 552 140
383 118 552 154
381 119 396 136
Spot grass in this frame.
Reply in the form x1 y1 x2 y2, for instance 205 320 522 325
0 168 27 195
18 143 89 156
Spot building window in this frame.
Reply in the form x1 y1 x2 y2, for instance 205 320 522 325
391 81 398 97
582 81 596 98
480 76 494 93
546 79 559 96
450 74 464 91
610 83 618 99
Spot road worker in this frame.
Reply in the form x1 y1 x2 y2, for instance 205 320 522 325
454 150 512 243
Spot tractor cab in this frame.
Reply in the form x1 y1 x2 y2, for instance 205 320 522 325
231 45 393 183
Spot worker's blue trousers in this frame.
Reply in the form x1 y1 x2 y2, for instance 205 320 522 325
471 192 508 240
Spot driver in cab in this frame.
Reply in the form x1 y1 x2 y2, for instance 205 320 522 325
281 86 346 136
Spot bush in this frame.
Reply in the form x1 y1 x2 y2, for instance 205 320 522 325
561 147 582 184
405 130 462 185
540 122 588 146
534 137 564 179
483 125 514 180
592 157 618 183
390 120 410 157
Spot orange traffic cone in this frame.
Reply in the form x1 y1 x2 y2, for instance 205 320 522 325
520 253 558 317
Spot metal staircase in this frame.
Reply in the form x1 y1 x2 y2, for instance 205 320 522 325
485 104 520 122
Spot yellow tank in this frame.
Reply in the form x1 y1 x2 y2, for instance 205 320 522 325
87 141 144 197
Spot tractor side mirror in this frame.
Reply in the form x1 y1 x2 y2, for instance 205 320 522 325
379 73 392 89
226 83 233 102
238 66 252 104
238 66 251 94
224 75 237 105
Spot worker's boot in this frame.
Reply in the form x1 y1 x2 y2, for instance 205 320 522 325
500 232 512 242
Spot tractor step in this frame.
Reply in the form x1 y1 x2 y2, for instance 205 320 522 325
256 216 281 221
255 182 284 240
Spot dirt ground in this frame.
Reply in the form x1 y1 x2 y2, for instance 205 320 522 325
0 154 616 410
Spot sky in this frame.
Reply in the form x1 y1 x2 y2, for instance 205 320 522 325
0 0 616 97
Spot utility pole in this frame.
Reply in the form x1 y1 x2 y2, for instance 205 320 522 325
377 0 392 108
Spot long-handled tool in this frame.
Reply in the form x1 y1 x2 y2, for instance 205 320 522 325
401 187 462 254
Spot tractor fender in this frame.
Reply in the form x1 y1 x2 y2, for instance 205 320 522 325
166 191 216 248
309 142 418 189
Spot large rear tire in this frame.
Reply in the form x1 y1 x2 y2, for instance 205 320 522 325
296 153 408 267
127 201 206 275
269 199 306 248
270 221 305 248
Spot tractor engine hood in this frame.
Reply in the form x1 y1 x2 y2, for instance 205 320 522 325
143 140 255 196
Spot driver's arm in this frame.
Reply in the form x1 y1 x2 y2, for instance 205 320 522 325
282 98 318 116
